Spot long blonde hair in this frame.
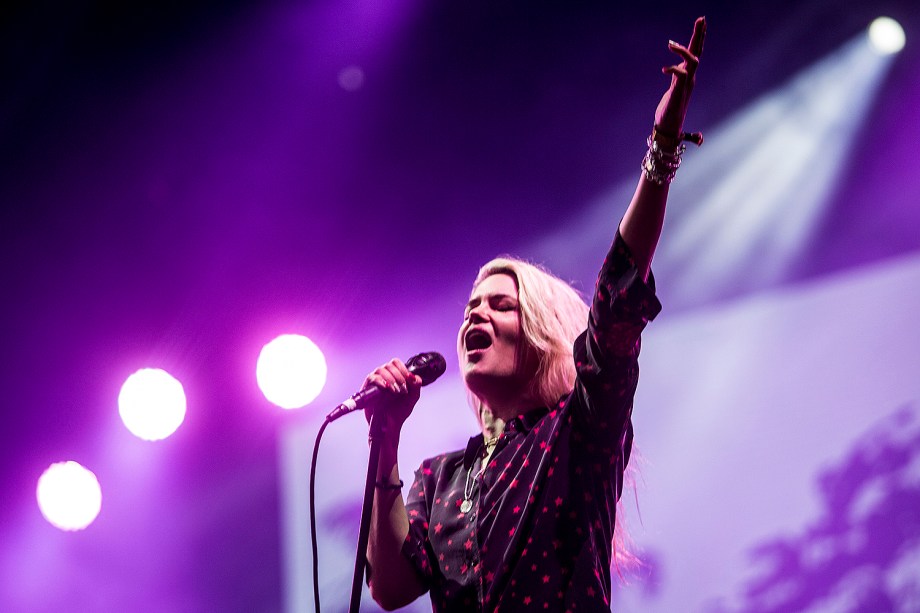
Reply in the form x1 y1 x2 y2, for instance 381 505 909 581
462 256 641 576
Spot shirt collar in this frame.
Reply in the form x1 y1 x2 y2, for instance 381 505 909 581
463 406 551 469
462 436 482 469
511 406 550 432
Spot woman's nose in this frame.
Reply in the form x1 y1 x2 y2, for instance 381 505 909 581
468 305 488 323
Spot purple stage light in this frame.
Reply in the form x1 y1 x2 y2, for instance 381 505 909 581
118 368 187 441
257 334 327 410
36 461 102 531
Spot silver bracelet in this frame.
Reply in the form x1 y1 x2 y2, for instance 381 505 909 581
642 136 686 186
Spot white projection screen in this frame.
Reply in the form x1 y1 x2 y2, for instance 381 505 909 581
284 252 920 612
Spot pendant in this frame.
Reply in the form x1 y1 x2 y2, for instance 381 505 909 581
460 499 473 513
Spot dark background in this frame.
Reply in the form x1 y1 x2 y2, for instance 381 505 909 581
1 0 918 611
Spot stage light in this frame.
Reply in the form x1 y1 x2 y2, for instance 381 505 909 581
534 32 899 311
338 65 365 92
257 334 327 409
118 368 187 441
36 461 102 531
868 17 905 55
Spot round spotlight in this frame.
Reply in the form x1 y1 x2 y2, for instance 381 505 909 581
338 65 365 92
257 334 327 409
36 461 102 531
118 368 187 441
868 17 905 55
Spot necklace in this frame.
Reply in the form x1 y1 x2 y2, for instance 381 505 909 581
460 436 500 514
460 461 485 514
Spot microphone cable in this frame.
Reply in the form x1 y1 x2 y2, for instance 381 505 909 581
310 418 329 613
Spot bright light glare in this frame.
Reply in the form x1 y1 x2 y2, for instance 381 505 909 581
257 334 327 409
868 17 905 55
656 36 894 307
36 461 102 531
118 368 187 440
529 32 898 313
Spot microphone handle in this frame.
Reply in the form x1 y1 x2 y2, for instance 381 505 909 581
324 352 445 423
325 392 367 423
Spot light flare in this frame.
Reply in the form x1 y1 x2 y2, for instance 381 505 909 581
868 17 905 55
36 461 103 531
257 334 327 409
118 368 187 441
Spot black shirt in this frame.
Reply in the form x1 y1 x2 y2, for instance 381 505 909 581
402 234 661 611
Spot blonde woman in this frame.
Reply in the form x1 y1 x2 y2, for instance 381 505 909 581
364 17 706 612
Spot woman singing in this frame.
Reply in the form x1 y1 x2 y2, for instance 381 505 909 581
364 17 707 611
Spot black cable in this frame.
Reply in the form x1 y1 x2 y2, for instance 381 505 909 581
310 418 331 613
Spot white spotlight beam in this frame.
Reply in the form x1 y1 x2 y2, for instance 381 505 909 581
530 34 898 311
661 35 897 306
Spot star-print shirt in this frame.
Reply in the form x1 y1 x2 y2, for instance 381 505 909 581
401 233 662 612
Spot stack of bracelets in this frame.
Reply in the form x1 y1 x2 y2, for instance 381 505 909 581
642 125 703 186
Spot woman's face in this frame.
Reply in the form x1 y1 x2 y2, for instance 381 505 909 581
458 273 530 397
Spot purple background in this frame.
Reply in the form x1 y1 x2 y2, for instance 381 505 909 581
2 0 919 611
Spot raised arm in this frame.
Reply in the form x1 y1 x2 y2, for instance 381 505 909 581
619 16 706 281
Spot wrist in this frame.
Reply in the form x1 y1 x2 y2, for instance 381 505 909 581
652 124 704 150
375 479 404 491
651 124 682 152
375 436 400 471
375 454 401 487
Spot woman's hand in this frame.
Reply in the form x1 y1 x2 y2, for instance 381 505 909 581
362 358 423 435
654 17 706 140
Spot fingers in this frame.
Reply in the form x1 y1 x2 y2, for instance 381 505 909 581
664 17 705 80
688 16 706 59
366 358 423 395
662 65 689 79
667 41 697 65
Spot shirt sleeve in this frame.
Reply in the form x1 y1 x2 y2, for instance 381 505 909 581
400 461 436 588
570 231 661 437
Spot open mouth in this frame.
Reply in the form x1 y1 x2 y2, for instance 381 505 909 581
465 329 493 351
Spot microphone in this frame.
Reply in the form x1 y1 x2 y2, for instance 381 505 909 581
325 352 447 422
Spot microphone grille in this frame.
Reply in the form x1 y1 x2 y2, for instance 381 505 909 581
406 352 447 386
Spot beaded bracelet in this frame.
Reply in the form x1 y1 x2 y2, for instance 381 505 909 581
375 480 404 490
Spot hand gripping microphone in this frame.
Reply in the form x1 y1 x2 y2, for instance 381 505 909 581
324 352 447 423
